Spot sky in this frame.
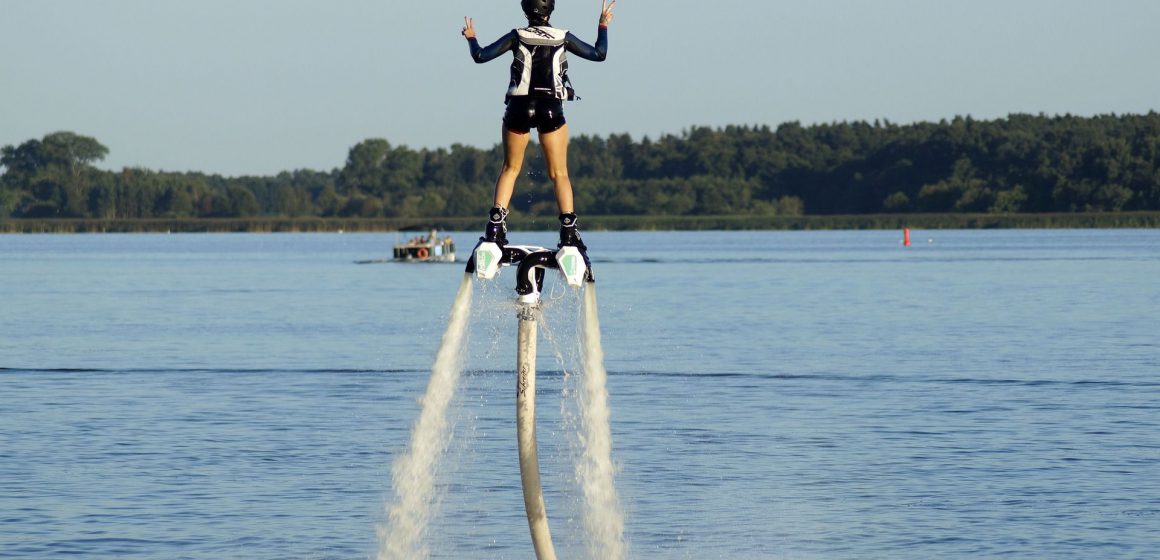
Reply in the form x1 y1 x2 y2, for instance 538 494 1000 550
3 0 1159 177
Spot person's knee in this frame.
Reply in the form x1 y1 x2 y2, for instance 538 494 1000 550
500 161 523 175
547 166 570 183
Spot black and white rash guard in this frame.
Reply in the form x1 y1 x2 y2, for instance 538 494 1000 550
468 25 608 101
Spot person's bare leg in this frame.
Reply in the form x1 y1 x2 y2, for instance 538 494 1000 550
481 127 530 244
538 124 573 213
540 124 587 248
494 127 531 209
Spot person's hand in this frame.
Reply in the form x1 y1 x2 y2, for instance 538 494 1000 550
462 16 476 39
599 0 616 26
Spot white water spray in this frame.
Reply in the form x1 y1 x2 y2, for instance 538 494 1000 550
379 274 473 560
576 285 627 560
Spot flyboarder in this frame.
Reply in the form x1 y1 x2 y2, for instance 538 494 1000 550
462 0 616 256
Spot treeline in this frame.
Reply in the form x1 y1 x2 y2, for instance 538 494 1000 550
9 213 1159 235
3 112 1159 223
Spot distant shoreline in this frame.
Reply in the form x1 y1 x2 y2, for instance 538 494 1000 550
3 212 1159 233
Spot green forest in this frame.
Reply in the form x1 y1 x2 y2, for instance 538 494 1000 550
3 112 1159 229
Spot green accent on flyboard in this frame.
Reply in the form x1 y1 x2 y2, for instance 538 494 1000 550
476 248 494 271
560 254 578 277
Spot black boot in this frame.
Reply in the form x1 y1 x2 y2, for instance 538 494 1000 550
481 206 508 247
557 212 586 250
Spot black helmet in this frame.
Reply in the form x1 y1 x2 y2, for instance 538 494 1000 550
521 0 554 20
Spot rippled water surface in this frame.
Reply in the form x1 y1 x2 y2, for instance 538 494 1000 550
2 230 1158 559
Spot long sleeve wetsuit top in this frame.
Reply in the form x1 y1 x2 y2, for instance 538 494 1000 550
467 25 608 100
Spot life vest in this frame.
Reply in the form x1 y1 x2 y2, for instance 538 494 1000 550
507 26 577 100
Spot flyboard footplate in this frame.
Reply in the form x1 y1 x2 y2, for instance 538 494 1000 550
555 246 588 288
473 242 504 280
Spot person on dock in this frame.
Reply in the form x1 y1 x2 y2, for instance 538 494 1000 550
462 0 616 252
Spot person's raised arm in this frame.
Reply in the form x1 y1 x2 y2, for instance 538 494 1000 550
565 0 615 61
462 17 517 63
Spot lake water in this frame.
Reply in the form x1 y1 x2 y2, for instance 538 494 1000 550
2 230 1158 559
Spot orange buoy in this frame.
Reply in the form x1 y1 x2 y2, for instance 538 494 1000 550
416 247 429 259
903 228 911 247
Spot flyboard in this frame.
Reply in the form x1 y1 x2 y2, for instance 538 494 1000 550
466 239 593 560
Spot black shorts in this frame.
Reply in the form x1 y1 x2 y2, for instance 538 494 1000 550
502 96 566 134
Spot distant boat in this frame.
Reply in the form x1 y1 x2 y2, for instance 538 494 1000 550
393 229 456 263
